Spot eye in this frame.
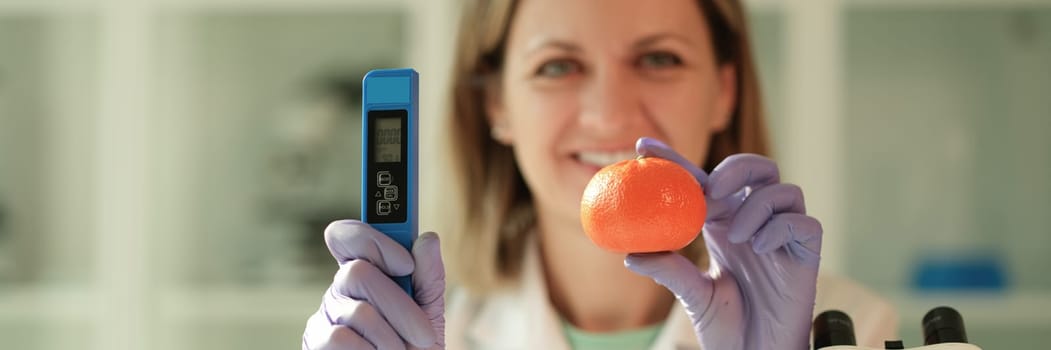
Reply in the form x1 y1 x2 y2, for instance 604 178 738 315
638 51 683 69
535 59 581 78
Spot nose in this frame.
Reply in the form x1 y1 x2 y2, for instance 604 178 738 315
577 69 643 136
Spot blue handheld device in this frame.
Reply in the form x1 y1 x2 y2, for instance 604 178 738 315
361 68 419 296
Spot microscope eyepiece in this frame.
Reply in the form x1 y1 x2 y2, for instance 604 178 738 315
813 310 857 349
922 306 968 345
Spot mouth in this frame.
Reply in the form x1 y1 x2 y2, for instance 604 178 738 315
574 150 638 169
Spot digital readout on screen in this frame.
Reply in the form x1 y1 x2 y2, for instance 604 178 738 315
374 116 402 163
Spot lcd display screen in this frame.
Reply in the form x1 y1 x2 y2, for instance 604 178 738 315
374 116 402 163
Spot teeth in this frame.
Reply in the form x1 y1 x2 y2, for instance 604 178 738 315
577 150 637 168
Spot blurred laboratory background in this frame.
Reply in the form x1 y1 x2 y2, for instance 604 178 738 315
0 0 1048 349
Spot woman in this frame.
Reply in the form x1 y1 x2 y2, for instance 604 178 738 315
304 0 897 349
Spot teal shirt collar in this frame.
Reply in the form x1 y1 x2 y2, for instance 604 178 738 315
561 319 665 350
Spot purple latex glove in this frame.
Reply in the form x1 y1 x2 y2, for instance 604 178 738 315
303 220 446 350
626 137 822 350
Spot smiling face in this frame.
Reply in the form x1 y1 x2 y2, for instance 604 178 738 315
487 0 738 230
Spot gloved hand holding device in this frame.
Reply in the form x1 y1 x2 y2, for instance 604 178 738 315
302 220 446 350
305 68 445 350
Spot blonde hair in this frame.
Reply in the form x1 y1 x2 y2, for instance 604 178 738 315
440 0 770 294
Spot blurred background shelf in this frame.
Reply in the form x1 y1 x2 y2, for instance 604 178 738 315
158 287 325 323
0 1 454 349
0 288 94 323
846 0 1051 8
889 291 1051 329
746 0 1051 11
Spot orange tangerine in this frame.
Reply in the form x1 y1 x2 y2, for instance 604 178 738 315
580 156 706 253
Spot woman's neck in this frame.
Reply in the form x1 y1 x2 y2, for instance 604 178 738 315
534 203 675 333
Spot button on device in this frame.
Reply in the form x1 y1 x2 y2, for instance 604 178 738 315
377 200 392 215
378 171 393 186
383 186 398 201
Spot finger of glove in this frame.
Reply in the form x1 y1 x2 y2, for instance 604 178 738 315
624 252 714 317
322 327 377 350
325 220 414 277
412 232 447 328
707 154 780 200
635 137 709 188
751 213 822 266
704 191 749 225
321 294 405 350
411 232 445 306
304 311 377 350
329 259 437 347
727 183 805 244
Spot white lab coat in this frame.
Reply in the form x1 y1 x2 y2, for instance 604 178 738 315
446 238 898 350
